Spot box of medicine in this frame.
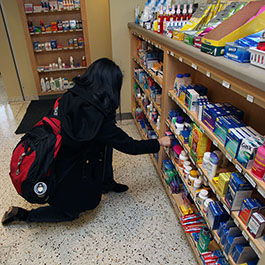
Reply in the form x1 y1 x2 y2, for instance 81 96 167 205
223 103 244 120
217 173 231 195
225 181 253 211
238 198 259 225
207 201 229 230
247 212 265 238
214 116 240 144
225 128 245 158
237 137 260 169
190 124 211 163
224 42 251 63
186 89 199 112
229 172 252 191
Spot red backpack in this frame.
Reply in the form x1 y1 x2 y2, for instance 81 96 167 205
9 97 62 204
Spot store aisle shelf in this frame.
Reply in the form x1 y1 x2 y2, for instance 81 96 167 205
34 46 84 53
133 58 163 88
167 90 265 199
25 8 81 15
38 66 87 73
134 78 161 115
165 118 265 258
129 23 265 109
30 29 83 36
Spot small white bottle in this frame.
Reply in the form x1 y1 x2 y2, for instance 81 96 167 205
45 77 50 91
59 77 63 90
40 77 46 92
70 56 74 68
157 116 160 130
58 57 62 69
179 151 188 169
202 152 211 171
50 77 56 91
149 103 153 120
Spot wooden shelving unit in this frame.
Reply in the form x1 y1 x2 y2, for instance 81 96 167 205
17 0 90 97
129 23 265 264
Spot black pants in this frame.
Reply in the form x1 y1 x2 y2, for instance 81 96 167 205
26 146 114 223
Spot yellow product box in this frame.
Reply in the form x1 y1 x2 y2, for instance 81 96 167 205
201 1 265 56
212 176 219 185
190 124 211 163
217 172 231 195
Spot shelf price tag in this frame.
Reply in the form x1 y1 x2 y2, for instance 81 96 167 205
223 204 231 215
198 167 203 175
225 153 232 162
183 108 187 114
222 80 231 89
250 241 261 258
216 193 221 201
244 173 256 188
257 187 265 198
203 175 208 184
213 140 218 147
242 231 249 241
233 218 240 227
179 57 183 62
167 51 170 55
190 156 195 165
247 94 254 103
206 71 211 78
190 115 194 122
235 164 243 173
170 51 174 57
192 63 198 70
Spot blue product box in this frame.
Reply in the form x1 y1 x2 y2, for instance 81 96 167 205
225 128 245 158
223 103 244 120
224 42 251 63
231 244 257 264
224 235 247 256
229 172 252 191
162 160 174 173
217 219 236 238
214 116 240 144
207 201 229 230
202 104 223 131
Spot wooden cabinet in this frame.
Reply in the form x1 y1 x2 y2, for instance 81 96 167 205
17 0 90 96
129 22 265 265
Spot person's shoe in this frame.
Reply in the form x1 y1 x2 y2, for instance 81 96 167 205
1 206 29 225
102 182 129 194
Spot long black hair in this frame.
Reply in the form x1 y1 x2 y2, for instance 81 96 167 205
73 58 123 113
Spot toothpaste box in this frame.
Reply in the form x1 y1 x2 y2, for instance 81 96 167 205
225 128 246 158
238 198 259 225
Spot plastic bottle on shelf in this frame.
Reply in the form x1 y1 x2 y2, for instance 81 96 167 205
163 5 170 33
251 141 265 180
188 4 193 20
171 5 176 21
197 189 209 206
183 73 192 85
157 116 160 130
174 74 185 97
59 77 63 90
50 77 56 91
81 56 87 67
176 4 181 21
202 152 211 171
45 77 50 91
203 198 213 214
175 116 184 135
70 56 74 68
40 78 46 92
193 178 202 193
179 151 188 168
184 165 192 179
58 57 62 69
182 4 187 21
157 5 164 34
207 153 219 180
188 170 198 186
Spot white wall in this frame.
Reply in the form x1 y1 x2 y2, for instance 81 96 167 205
109 0 146 113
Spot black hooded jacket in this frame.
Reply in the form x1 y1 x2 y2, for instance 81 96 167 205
50 86 160 213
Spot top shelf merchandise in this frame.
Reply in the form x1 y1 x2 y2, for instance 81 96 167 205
129 22 265 265
18 0 90 96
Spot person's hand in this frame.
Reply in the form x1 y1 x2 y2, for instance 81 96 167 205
158 136 171 147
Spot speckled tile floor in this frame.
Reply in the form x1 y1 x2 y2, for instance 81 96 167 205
0 102 197 265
